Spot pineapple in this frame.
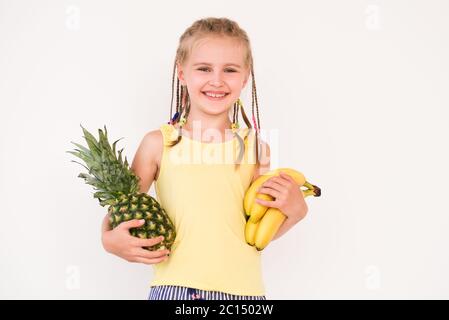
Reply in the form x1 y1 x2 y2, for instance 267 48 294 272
67 124 176 251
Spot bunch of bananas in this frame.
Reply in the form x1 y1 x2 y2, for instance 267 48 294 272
244 168 321 251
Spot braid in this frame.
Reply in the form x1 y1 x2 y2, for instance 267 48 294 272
184 89 191 120
176 79 180 115
240 103 251 128
180 85 185 116
169 57 176 121
251 65 261 133
232 100 245 171
251 65 261 167
167 64 184 147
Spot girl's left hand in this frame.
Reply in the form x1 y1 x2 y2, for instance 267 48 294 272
254 171 308 222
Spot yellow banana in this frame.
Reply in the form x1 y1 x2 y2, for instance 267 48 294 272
244 219 260 246
254 207 285 251
253 189 318 251
243 176 270 215
243 169 286 217
246 168 308 224
251 193 274 219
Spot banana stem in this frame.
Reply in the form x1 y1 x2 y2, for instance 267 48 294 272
300 181 321 197
302 189 315 198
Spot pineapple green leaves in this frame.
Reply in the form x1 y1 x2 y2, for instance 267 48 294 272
67 124 140 206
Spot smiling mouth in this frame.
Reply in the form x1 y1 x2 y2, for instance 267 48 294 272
202 92 230 100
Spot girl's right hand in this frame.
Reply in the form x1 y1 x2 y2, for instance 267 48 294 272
101 219 170 265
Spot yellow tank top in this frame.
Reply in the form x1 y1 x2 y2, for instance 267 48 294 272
150 123 265 296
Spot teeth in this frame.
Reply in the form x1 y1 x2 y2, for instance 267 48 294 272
205 92 226 98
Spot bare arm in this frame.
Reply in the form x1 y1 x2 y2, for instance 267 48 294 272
272 217 300 241
250 140 271 183
129 130 163 193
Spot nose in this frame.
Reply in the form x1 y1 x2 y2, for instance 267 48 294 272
208 70 225 87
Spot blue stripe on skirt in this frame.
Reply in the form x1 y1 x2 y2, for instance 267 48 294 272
148 285 267 300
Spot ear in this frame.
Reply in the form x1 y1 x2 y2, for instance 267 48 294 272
176 62 186 86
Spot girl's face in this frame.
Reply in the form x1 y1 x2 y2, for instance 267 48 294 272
177 36 250 117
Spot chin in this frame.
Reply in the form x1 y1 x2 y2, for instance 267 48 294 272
197 101 230 112
201 106 229 115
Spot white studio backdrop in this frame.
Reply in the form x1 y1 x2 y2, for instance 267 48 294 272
0 0 448 299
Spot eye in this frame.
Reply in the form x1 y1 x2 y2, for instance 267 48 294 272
197 67 237 73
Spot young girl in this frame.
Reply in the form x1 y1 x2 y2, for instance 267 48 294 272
101 17 308 300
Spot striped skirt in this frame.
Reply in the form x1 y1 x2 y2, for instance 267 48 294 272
148 285 267 300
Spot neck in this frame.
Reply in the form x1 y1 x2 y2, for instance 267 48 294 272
178 104 234 142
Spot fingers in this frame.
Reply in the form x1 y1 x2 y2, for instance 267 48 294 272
134 236 165 248
255 197 278 208
279 171 295 183
132 255 169 265
258 187 281 199
259 178 286 192
118 219 145 230
135 247 170 260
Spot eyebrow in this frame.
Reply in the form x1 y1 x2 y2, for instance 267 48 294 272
193 62 242 68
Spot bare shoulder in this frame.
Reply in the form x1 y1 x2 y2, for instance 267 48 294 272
250 139 271 184
130 129 164 193
143 129 164 169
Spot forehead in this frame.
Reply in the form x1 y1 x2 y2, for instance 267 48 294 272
188 36 246 66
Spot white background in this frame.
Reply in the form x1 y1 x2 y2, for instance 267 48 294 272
1 0 448 299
